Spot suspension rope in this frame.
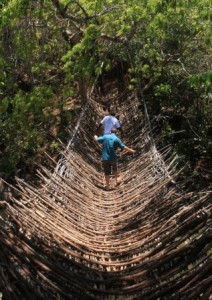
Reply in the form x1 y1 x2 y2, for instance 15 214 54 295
125 39 177 183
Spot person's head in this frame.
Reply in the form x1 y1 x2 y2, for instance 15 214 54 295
111 127 117 134
102 99 109 110
109 107 116 116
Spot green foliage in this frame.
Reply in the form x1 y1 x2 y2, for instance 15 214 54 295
190 72 212 94
62 24 101 82
0 0 211 180
0 87 55 178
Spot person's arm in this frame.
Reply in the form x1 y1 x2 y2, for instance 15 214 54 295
115 119 124 135
117 126 124 135
116 137 135 154
124 146 136 154
96 115 106 133
94 135 104 143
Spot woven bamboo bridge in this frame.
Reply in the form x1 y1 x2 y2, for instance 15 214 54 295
0 89 211 300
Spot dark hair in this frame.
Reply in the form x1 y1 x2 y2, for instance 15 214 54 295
109 108 116 115
111 127 117 133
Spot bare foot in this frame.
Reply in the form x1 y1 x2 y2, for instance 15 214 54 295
117 175 123 183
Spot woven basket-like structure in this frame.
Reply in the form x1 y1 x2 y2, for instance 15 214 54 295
0 90 211 300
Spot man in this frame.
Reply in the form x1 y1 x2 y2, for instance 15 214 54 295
94 128 135 191
98 107 123 135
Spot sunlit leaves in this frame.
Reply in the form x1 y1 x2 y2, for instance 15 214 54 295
190 72 212 94
0 0 211 178
62 24 101 81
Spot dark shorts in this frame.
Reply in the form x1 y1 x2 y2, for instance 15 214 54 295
102 160 117 176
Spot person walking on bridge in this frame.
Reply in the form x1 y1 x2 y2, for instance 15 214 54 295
94 128 135 191
97 107 123 135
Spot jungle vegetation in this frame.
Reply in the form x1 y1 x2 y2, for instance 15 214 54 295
0 0 211 186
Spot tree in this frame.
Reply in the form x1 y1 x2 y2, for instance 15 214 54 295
0 0 211 180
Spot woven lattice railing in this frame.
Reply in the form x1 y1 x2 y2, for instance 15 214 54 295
0 90 211 300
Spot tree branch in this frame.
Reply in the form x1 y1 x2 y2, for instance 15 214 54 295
52 0 118 24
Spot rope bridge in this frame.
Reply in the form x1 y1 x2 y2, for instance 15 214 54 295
0 89 211 300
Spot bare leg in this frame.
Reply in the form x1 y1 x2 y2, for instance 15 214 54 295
113 171 123 185
105 175 110 190
113 171 119 185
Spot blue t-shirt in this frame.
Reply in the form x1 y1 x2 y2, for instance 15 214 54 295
97 133 125 161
